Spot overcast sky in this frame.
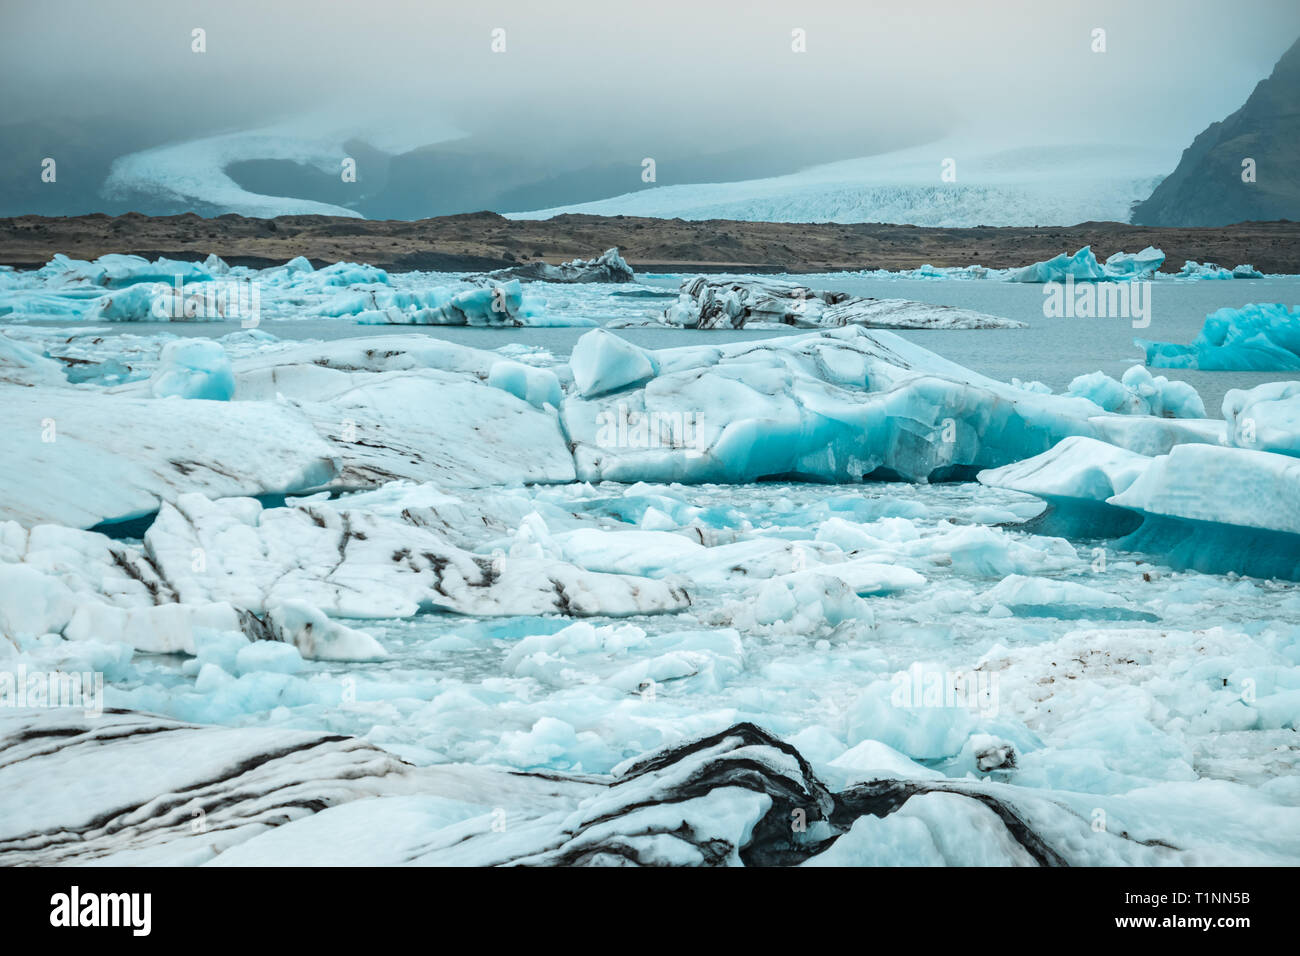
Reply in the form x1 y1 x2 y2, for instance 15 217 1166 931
3 0 1298 163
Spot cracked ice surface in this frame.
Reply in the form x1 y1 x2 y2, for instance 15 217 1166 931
2 279 1300 866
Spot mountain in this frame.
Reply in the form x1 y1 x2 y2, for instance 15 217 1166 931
1132 37 1300 226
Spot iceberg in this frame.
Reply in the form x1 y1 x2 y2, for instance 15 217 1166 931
1008 245 1164 283
488 247 635 284
563 326 1217 485
1222 381 1300 456
1064 365 1206 418
663 276 1025 330
149 339 235 400
1139 303 1300 370
0 334 578 528
980 436 1300 579
1101 246 1167 278
570 329 659 396
1176 260 1265 279
0 332 66 387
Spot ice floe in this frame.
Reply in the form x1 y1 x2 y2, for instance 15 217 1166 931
4 715 1295 865
5 263 1300 866
488 248 635 284
1175 260 1266 280
660 276 1026 329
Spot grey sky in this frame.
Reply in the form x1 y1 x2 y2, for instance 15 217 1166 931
2 0 1298 163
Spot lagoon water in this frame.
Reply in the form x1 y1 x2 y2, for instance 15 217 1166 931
19 274 1300 413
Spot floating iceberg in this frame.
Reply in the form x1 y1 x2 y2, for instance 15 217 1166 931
0 332 66 387
980 435 1300 579
149 339 235 400
0 334 578 528
661 276 1026 330
357 279 544 326
1139 303 1300 370
1064 365 1206 418
562 326 1217 485
1101 246 1167 278
1223 381 1300 456
1176 260 1265 280
488 247 635 284
1008 245 1164 283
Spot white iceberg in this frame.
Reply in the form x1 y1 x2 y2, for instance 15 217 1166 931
149 339 235 400
662 276 1026 330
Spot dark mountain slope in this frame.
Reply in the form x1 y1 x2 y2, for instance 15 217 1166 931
1133 37 1300 226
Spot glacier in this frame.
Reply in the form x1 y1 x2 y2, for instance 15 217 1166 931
102 111 466 219
507 142 1174 228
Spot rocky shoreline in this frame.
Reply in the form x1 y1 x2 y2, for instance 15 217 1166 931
3 212 1299 274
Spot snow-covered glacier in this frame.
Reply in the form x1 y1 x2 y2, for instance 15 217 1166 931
508 142 1175 227
102 111 467 218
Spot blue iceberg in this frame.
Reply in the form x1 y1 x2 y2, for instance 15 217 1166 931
1139 303 1300 370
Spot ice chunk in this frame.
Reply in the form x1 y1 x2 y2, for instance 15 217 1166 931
487 360 562 409
0 332 66 387
144 493 691 619
264 600 388 662
570 329 658 397
234 639 305 675
1176 260 1265 280
1139 303 1300 370
564 326 1218 485
488 247 635 284
1008 246 1107 283
1223 381 1300 456
1065 365 1205 418
664 276 1025 330
982 437 1300 579
1102 246 1166 278
149 339 235 400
